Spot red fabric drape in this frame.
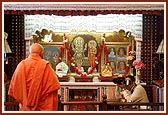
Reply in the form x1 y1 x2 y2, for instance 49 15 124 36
4 10 164 16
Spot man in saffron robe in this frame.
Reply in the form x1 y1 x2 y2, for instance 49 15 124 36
8 43 60 111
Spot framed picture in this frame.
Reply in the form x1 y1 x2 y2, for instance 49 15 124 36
109 61 116 74
108 47 117 61
67 33 101 74
41 43 61 71
106 43 130 75
104 29 135 76
117 61 126 74
117 47 127 60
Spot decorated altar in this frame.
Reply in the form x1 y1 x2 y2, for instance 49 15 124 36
32 28 144 111
59 82 117 111
33 29 137 79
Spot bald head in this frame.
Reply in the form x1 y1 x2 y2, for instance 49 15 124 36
29 43 44 57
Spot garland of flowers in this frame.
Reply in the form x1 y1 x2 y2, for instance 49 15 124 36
104 45 108 64
57 45 64 63
122 50 135 77
57 33 131 77
123 65 129 77
62 33 108 77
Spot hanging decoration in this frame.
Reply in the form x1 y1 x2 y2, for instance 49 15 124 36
123 65 129 77
102 33 109 64
57 45 64 63
104 46 108 64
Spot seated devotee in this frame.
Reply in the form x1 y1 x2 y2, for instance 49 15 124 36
8 43 60 111
114 75 149 110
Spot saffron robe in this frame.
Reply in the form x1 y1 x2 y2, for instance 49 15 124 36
8 53 60 111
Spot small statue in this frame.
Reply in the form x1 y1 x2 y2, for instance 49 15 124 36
101 63 113 77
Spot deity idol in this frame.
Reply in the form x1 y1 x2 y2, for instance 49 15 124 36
88 40 97 68
72 36 87 72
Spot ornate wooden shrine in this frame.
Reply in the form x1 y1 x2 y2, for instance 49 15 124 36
31 29 138 111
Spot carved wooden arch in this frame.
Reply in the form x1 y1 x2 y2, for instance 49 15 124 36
105 29 135 42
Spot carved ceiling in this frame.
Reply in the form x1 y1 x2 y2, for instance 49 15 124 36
3 3 164 10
